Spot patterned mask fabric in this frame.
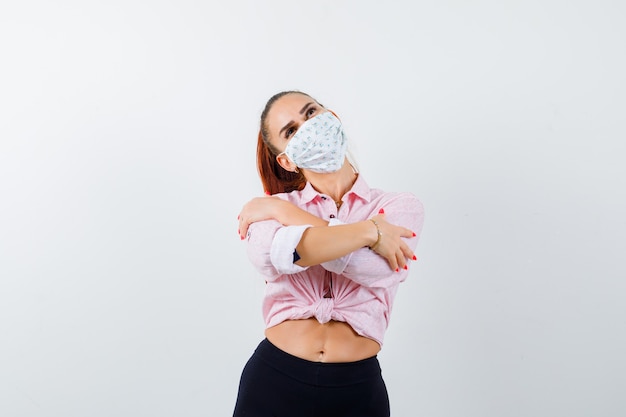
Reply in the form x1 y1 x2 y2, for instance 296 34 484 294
278 112 347 173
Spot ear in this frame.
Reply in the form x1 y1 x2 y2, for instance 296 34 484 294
276 153 298 173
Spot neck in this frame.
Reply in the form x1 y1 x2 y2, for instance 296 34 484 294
303 160 358 204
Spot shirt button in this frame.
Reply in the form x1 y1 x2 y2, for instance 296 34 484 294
321 196 327 200
329 214 335 218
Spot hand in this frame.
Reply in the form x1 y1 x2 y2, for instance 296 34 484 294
237 196 284 240
368 213 417 271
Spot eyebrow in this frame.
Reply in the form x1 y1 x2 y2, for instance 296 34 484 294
278 101 315 137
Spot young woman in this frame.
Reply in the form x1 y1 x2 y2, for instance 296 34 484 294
233 90 425 417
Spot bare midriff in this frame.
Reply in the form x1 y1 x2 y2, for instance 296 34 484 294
265 318 381 363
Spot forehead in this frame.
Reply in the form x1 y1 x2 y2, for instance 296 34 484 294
266 93 317 133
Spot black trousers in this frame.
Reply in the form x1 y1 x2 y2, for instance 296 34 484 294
233 338 390 417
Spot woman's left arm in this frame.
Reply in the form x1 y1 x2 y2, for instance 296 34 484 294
238 196 326 240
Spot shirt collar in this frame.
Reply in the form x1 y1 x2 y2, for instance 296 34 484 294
298 173 373 205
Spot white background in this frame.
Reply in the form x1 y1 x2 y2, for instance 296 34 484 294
1 1 625 416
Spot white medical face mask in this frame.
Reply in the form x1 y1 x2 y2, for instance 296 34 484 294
277 112 347 173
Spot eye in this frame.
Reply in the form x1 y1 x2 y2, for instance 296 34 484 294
285 126 296 138
306 107 317 117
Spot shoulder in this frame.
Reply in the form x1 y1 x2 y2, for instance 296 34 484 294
272 190 304 205
272 184 316 207
371 188 424 213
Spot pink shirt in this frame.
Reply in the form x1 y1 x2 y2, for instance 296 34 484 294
246 174 425 346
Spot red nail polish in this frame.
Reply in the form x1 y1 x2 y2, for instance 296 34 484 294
403 265 408 270
237 230 240 235
412 255 417 261
412 232 416 237
395 268 399 272
237 215 240 220
379 208 385 214
265 190 270 195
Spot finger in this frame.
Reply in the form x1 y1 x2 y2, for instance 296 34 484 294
395 248 408 271
400 227 416 239
386 250 399 272
239 218 250 240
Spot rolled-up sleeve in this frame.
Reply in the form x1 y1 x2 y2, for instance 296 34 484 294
246 220 313 280
270 225 312 274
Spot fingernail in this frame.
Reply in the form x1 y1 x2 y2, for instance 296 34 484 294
265 190 270 195
237 215 240 220
412 255 417 261
237 229 240 235
412 232 416 237
404 265 409 270
379 208 385 214
395 268 399 272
